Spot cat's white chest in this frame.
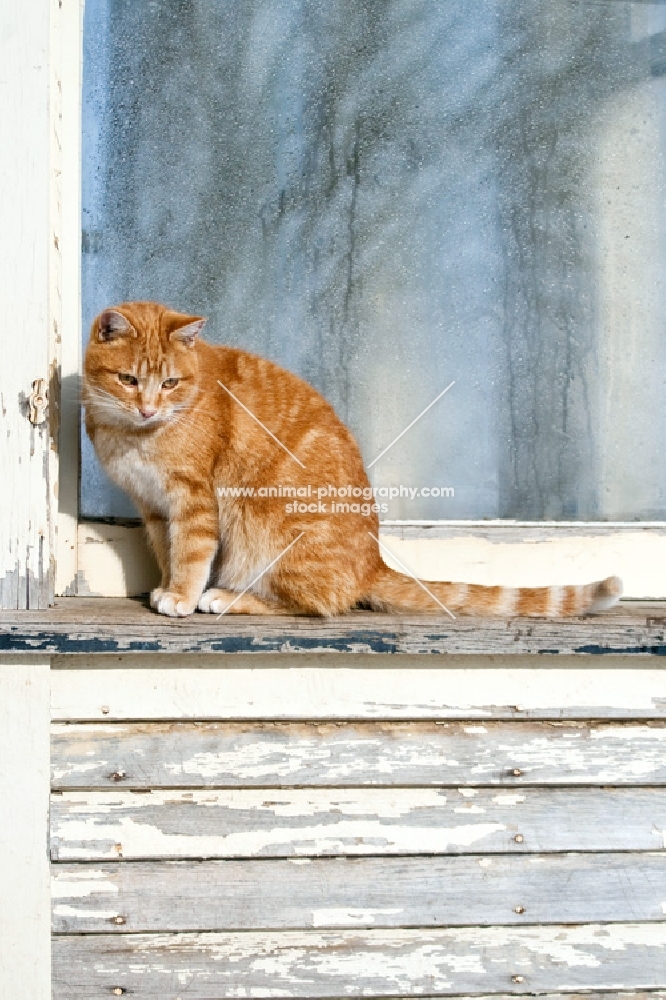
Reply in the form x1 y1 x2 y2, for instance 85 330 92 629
98 433 168 515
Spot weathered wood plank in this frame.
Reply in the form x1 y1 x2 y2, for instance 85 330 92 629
4 596 666 654
50 924 666 997
0 0 54 610
51 720 666 788
50 662 666 720
50 787 666 860
0 658 51 999
76 520 666 602
379 525 666 602
51 852 666 933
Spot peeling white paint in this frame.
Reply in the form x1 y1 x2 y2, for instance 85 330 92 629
61 788 454 819
52 814 507 859
51 760 105 782
53 923 666 993
52 904 118 920
312 908 403 927
51 870 118 899
249 943 460 991
51 786 666 860
492 793 526 806
592 725 666 742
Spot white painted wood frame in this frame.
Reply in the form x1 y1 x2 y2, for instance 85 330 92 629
49 659 666 720
46 0 666 600
0 657 51 1000
0 0 81 608
75 519 666 599
54 0 84 599
0 0 56 609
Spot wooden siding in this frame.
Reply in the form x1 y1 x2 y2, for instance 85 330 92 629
51 853 666 933
50 786 666 860
51 720 666 788
50 655 666 998
51 925 666 998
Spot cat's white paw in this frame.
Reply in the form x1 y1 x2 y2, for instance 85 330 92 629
155 590 197 617
150 587 165 609
197 589 216 613
198 588 231 614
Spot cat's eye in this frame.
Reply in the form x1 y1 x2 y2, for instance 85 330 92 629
118 373 138 386
162 377 180 389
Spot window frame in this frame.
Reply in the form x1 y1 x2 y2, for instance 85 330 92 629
54 0 84 599
57 0 666 601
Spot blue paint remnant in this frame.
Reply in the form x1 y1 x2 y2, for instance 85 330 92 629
0 630 402 655
0 623 663 656
574 644 666 656
0 633 160 653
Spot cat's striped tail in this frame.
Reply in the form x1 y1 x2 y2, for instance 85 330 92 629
367 565 622 618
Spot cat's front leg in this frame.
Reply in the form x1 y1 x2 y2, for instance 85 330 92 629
140 512 170 609
154 500 219 617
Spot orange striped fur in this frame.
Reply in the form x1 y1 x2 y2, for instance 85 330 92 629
84 302 622 619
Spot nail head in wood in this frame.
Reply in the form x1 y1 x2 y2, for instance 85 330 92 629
514 905 525 914
512 975 524 983
514 833 524 843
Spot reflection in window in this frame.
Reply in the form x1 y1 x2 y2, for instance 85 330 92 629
82 0 666 520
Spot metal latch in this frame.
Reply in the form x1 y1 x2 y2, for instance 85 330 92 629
28 378 48 425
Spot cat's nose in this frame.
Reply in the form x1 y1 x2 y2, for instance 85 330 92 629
139 405 158 419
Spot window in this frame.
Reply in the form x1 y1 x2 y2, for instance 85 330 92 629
66 0 666 597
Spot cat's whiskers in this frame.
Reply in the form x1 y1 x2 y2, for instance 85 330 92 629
162 407 190 431
87 401 133 415
84 387 133 413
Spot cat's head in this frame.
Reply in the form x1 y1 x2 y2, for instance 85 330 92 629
83 302 206 428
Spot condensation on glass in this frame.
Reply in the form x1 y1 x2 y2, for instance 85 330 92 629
81 0 666 521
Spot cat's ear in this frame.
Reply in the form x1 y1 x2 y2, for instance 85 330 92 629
97 310 135 342
169 316 207 348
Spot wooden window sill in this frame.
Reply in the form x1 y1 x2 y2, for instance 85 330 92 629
1 597 666 655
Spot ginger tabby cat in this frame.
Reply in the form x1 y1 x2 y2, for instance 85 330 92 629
83 302 622 618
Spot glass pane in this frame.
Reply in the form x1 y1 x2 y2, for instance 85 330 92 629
81 0 666 521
